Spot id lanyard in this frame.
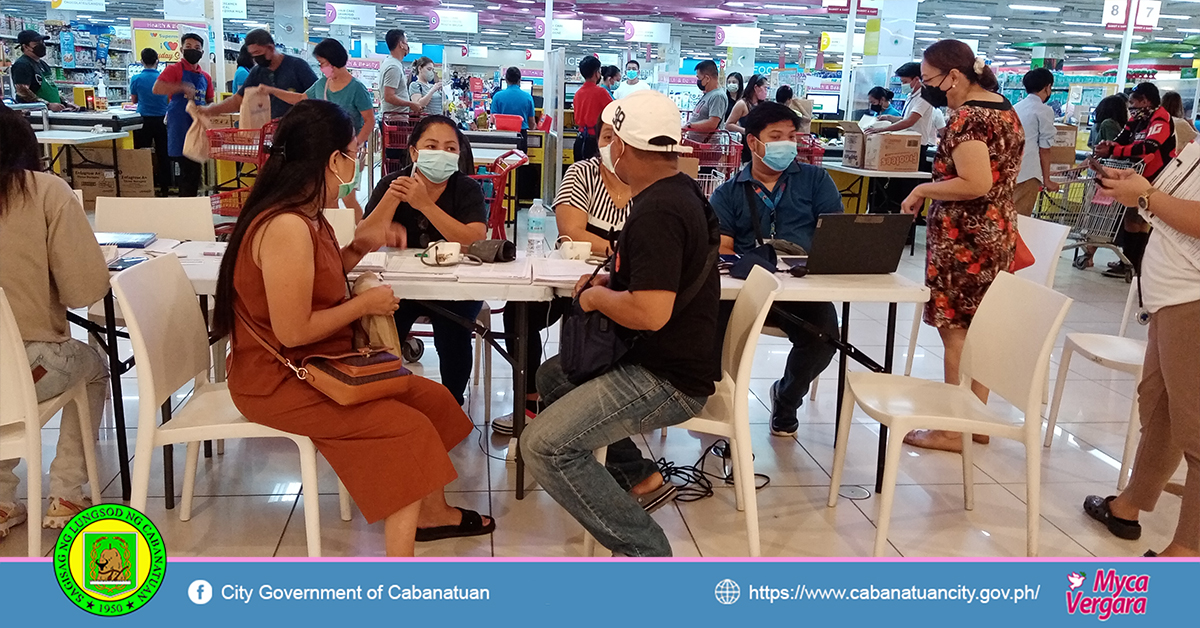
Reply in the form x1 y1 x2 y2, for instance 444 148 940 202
752 181 786 240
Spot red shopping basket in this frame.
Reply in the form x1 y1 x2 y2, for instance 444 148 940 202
381 112 424 176
211 187 252 218
796 134 826 166
681 129 741 175
469 149 529 240
207 121 277 167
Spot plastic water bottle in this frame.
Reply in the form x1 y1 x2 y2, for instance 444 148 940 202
526 198 546 258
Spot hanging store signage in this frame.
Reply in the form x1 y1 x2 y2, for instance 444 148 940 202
623 21 671 44
534 17 583 41
131 19 207 64
50 0 107 10
1104 0 1160 32
467 45 488 58
325 3 375 27
162 0 204 20
715 26 760 48
526 49 545 61
821 0 880 16
430 10 479 34
222 0 247 20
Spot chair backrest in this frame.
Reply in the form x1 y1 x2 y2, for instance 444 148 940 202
73 189 84 205
324 208 356 248
1014 214 1071 288
1118 277 1140 338
961 272 1072 421
0 289 39 431
110 255 212 411
722 266 783 386
95 197 217 242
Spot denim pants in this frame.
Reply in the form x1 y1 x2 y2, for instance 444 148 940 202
0 339 108 505
522 356 707 557
394 300 484 405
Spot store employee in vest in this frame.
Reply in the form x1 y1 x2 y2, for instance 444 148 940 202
709 102 842 437
572 56 612 162
11 30 74 111
153 33 214 198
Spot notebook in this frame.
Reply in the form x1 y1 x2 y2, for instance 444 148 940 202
383 255 458 281
532 258 596 286
94 232 157 248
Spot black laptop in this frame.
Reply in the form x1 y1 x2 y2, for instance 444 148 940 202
782 214 914 275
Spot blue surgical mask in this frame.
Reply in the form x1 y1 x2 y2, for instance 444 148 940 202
625 69 638 80
415 149 459 183
335 152 360 199
759 140 798 172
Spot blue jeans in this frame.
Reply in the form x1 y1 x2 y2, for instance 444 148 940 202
522 356 707 557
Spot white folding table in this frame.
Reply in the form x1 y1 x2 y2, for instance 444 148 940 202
36 130 131 196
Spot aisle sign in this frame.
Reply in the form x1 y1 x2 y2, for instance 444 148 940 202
162 0 204 20
49 0 106 10
624 21 671 44
467 45 488 58
820 31 865 54
1104 0 1160 32
325 3 375 27
1135 0 1162 28
526 49 545 61
715 25 760 48
132 19 207 64
821 0 880 16
222 0 246 20
534 17 583 41
430 10 479 34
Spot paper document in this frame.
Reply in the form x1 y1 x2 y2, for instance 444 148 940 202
532 258 596 285
1144 142 1200 269
383 255 457 281
454 258 532 284
354 251 388 272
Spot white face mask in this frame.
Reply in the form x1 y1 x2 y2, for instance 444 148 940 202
599 143 616 173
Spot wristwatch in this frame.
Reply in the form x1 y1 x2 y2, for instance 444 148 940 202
1137 187 1157 212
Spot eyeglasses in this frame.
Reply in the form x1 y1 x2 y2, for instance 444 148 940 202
921 72 945 85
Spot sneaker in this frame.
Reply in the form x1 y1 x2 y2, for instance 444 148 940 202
631 481 678 514
43 497 91 530
0 501 28 539
491 409 536 436
1102 262 1131 278
769 380 799 437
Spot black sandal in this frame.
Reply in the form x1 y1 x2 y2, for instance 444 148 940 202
415 507 496 542
1083 495 1142 541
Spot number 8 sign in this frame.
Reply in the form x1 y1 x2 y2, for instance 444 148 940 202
1103 0 1162 30
1103 0 1129 28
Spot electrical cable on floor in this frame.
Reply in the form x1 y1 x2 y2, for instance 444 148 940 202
658 438 770 503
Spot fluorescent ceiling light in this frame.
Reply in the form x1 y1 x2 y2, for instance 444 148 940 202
916 37 939 42
760 34 783 38
1103 33 1142 39
916 22 937 27
1158 15 1190 20
1178 28 1200 33
948 24 991 31
441 3 476 7
1008 4 1060 11
1062 21 1102 27
1059 31 1095 37
1088 57 1111 62
915 30 940 35
945 15 991 21
774 29 811 34
1004 27 1043 33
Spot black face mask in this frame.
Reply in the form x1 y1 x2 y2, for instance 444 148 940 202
870 103 883 113
182 49 203 65
921 78 950 109
32 43 47 58
253 54 271 67
696 78 705 90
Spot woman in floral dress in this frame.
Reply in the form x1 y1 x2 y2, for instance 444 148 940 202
900 39 1025 453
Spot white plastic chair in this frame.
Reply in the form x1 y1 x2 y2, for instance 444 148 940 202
1044 278 1145 490
73 189 84 205
324 208 356 248
585 266 782 557
0 289 103 557
827 272 1072 557
472 304 494 421
112 255 350 557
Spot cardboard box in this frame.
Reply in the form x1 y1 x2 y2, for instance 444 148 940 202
1052 123 1078 148
679 157 700 180
864 131 922 171
71 147 156 210
839 121 866 168
1049 145 1078 165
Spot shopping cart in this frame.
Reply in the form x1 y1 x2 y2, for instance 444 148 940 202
209 187 253 238
470 149 530 240
696 171 730 199
380 112 424 176
796 134 826 166
207 121 277 167
1033 158 1144 282
681 129 742 175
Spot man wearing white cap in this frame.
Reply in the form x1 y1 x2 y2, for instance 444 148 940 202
522 90 722 557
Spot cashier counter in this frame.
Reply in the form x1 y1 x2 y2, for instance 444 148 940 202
10 103 144 133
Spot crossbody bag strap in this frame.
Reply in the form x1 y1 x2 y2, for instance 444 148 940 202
674 185 722 311
234 309 308 379
742 181 765 246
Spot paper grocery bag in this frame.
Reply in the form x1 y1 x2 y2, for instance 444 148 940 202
183 102 211 163
239 86 272 130
351 272 403 353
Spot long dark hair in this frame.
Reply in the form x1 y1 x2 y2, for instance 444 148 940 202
742 74 767 105
0 105 42 216
212 100 354 338
1094 94 1129 129
726 71 744 103
922 39 1000 92
407 114 474 173
1161 90 1185 119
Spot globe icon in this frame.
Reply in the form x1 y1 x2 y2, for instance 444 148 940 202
714 579 740 605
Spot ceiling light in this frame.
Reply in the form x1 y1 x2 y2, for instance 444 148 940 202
945 15 991 21
1178 28 1200 33
1059 31 1095 37
915 30 940 35
1158 15 1190 20
1103 33 1142 39
1004 28 1042 33
774 29 810 34
916 22 937 27
948 24 991 31
916 37 939 42
441 3 476 8
1088 57 1111 62
1008 4 1060 11
1062 21 1102 27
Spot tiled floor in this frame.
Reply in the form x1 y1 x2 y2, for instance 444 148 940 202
2 232 1182 559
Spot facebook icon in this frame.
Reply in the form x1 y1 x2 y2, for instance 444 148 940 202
188 580 213 605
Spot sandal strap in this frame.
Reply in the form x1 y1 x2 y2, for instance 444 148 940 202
455 507 483 530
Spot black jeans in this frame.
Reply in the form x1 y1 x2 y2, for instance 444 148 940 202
503 297 571 396
133 115 170 196
393 300 484 405
173 157 202 197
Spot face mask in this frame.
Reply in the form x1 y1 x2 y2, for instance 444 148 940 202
870 103 883 113
32 43 47 58
424 69 435 82
921 77 950 109
696 78 706 90
334 152 360 199
727 83 738 94
758 139 798 172
625 69 638 80
415 149 459 184
182 48 203 65
253 54 270 67
321 65 335 79
599 143 616 173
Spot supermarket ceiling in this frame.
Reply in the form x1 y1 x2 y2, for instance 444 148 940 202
5 0 1200 64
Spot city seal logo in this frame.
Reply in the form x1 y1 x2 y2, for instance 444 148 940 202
53 504 166 617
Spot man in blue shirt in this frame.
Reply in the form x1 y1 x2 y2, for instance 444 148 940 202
710 102 842 436
128 48 170 196
491 66 535 130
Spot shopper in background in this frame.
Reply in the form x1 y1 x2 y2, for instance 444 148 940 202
410 57 445 116
866 63 940 215
711 103 842 437
522 91 721 557
491 66 536 131
0 107 109 535
600 65 621 95
776 85 813 136
866 86 902 118
1082 166 1200 559
726 72 745 120
11 30 72 110
213 101 491 557
613 59 650 100
1162 90 1197 147
153 33 214 198
725 73 769 164
1012 68 1061 217
362 115 487 406
129 47 170 196
899 39 1024 453
1088 94 1128 148
573 56 612 163
200 29 318 121
1095 82 1176 280
231 44 252 93
687 60 727 142
380 29 421 117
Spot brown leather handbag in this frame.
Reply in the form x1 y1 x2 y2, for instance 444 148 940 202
238 312 411 406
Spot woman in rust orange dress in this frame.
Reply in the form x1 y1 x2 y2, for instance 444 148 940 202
212 100 493 557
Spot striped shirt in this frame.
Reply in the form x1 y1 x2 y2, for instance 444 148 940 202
552 157 631 241
411 80 444 116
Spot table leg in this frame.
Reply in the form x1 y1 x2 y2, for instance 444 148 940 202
834 302 851 440
161 400 174 510
512 301 529 500
66 146 75 192
103 293 132 501
876 303 898 494
112 139 122 197
199 295 213 460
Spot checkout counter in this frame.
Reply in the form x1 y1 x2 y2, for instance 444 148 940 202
14 105 145 201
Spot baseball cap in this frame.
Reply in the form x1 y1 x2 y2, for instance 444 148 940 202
601 90 692 154
17 30 49 46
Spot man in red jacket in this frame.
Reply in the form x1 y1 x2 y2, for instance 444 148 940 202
1095 82 1177 278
